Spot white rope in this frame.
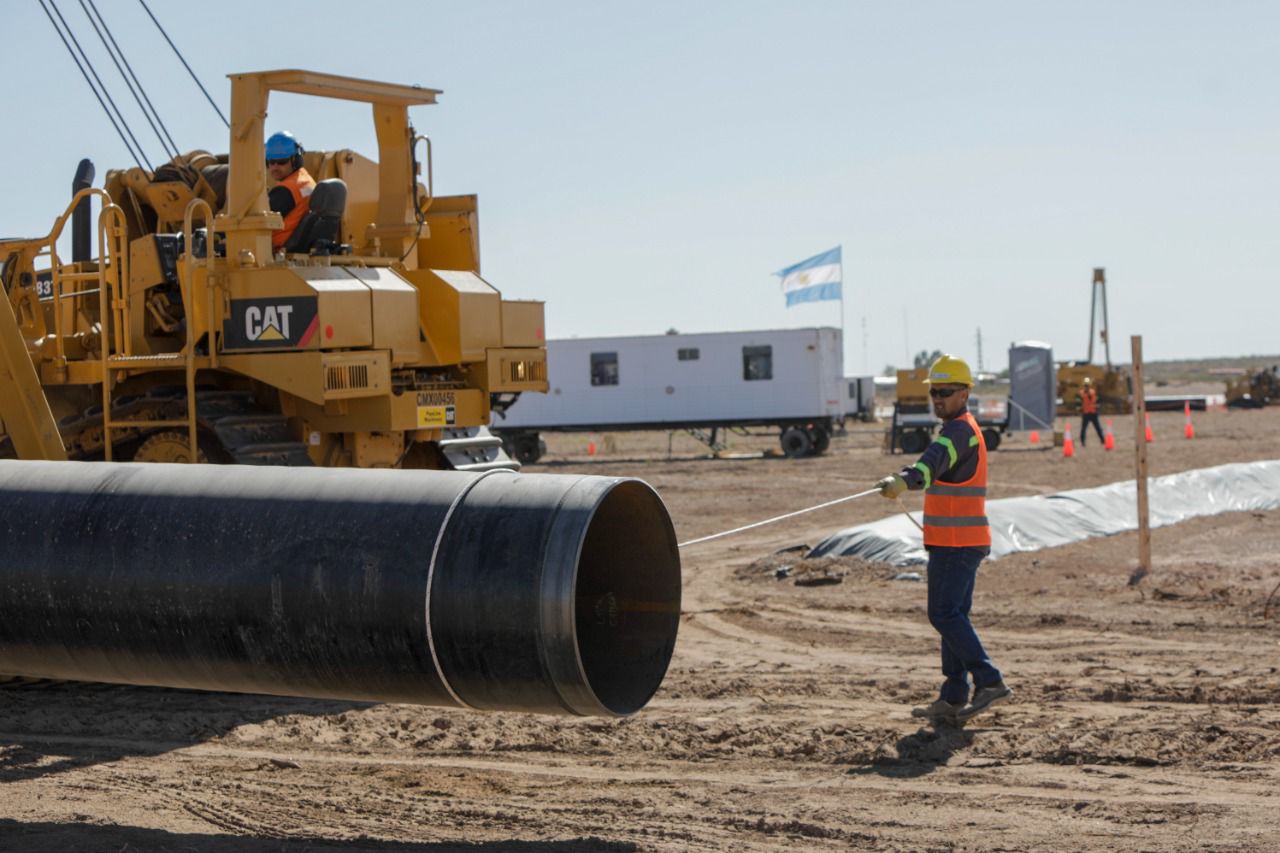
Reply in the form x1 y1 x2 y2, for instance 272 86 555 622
677 487 882 548
895 495 925 532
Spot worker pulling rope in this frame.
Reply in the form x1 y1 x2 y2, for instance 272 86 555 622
678 487 882 548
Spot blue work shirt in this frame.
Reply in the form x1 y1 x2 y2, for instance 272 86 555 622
899 407 982 490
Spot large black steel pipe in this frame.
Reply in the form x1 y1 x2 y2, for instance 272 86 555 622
0 461 681 717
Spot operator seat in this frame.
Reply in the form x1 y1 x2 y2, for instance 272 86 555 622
283 179 348 255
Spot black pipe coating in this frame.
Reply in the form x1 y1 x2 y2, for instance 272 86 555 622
0 461 681 717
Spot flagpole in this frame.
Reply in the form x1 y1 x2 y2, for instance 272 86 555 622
838 245 846 376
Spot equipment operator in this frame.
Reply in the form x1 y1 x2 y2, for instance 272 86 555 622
265 131 316 251
875 355 1012 725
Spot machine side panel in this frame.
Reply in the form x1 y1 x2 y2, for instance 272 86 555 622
0 287 66 460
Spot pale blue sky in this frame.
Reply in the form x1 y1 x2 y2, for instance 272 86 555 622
4 1 1277 375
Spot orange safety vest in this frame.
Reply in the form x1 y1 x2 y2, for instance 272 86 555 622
1081 386 1098 415
272 168 316 250
922 411 990 548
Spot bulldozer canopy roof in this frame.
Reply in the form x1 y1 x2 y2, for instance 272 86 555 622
230 70 441 106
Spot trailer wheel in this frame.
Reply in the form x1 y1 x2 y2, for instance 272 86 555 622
808 425 830 454
981 428 1002 452
900 429 930 454
780 427 813 459
512 433 546 466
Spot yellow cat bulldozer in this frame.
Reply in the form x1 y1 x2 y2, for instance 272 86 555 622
0 70 547 469
1225 366 1280 408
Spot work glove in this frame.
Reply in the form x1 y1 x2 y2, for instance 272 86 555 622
875 474 908 500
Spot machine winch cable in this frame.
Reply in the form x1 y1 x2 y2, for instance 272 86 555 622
38 0 151 169
139 0 230 129
81 0 180 159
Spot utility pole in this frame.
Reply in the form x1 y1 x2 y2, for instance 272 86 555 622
861 315 868 375
975 327 985 374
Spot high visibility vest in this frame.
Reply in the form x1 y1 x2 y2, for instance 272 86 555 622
922 411 990 548
272 168 316 250
1081 387 1098 414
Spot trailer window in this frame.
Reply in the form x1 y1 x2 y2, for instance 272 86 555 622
742 346 772 381
677 348 700 361
590 352 619 386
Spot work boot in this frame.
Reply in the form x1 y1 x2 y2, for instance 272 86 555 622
956 682 1013 722
910 698 963 723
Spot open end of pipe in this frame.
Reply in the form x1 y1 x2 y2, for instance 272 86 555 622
573 480 682 716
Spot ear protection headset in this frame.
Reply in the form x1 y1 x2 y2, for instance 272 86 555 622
265 131 305 171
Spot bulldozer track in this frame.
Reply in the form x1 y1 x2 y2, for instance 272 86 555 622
1 388 523 470
0 388 314 466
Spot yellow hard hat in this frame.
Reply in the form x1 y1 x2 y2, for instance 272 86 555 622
925 354 973 386
1083 377 1093 385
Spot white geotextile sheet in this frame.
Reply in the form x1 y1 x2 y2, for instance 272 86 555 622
808 460 1280 567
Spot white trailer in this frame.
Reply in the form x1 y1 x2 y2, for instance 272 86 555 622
492 327 847 463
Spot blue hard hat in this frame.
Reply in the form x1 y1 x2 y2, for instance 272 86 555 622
265 131 300 160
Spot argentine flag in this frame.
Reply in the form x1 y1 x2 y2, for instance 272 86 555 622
775 246 842 307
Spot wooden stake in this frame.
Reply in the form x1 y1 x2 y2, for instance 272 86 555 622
1130 335 1151 583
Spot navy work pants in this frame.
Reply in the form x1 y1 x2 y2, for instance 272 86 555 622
1081 412 1105 445
926 545 1002 705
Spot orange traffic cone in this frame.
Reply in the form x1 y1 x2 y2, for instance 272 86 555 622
1062 422 1074 458
1103 418 1115 451
1029 430 1040 445
587 438 597 456
1144 413 1154 443
1183 401 1195 439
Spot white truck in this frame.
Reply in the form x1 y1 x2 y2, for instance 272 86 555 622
844 376 878 423
492 327 852 464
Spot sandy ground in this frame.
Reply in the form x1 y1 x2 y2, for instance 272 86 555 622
2 402 1278 852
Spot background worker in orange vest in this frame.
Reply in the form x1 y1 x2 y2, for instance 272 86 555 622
1077 377 1105 446
265 131 316 251
875 355 1012 724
